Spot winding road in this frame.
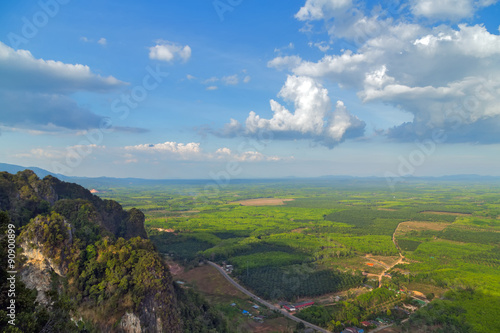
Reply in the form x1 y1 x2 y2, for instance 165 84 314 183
207 222 414 332
207 261 332 333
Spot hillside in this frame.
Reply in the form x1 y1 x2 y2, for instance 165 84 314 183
0 170 228 332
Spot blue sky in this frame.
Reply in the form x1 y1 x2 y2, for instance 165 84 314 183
1 0 500 179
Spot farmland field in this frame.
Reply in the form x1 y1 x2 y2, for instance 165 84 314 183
97 178 500 332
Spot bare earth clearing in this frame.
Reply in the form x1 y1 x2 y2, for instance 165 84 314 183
421 211 471 216
232 198 295 206
395 221 452 237
153 228 175 233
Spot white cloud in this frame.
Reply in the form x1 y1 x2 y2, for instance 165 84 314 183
310 41 331 52
411 0 499 21
326 101 358 141
0 42 132 133
15 144 105 160
274 42 295 53
219 75 365 147
125 142 201 158
215 147 232 155
0 41 126 93
214 147 282 162
149 41 191 63
186 74 196 80
203 76 219 84
267 55 303 71
246 75 331 135
295 0 353 21
284 2 500 143
80 36 108 46
196 73 250 89
124 142 283 162
222 74 239 85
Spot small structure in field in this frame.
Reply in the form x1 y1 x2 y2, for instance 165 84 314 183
294 300 314 309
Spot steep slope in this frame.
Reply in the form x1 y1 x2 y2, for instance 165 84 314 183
0 170 228 333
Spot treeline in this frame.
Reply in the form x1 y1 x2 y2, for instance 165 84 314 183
438 227 500 245
402 288 500 333
149 231 215 262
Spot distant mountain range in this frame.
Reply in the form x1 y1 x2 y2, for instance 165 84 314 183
1 162 499 188
0 162 69 180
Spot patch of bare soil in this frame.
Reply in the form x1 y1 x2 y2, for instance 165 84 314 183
395 221 452 236
421 211 471 216
231 198 295 206
153 228 175 233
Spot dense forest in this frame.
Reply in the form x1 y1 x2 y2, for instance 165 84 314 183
0 170 228 332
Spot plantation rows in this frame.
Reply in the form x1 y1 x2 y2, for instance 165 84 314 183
237 265 365 300
324 208 456 236
438 227 500 245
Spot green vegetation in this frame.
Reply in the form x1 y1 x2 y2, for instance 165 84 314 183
89 177 500 332
402 289 500 333
238 264 363 300
296 287 401 330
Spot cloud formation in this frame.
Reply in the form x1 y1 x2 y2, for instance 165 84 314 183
0 42 139 133
0 41 125 93
149 40 192 63
120 141 284 162
411 0 499 21
216 75 365 147
280 1 500 143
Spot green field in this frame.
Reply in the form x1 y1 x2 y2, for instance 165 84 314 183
97 179 500 332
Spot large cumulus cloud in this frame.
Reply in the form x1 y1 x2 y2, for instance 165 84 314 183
271 1 500 143
216 75 365 148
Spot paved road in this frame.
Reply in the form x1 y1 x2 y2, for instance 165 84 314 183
207 261 332 333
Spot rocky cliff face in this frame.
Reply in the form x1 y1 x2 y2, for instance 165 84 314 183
1 171 228 333
19 247 54 306
0 171 181 333
119 312 142 333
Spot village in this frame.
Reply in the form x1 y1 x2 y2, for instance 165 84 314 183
217 261 431 332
